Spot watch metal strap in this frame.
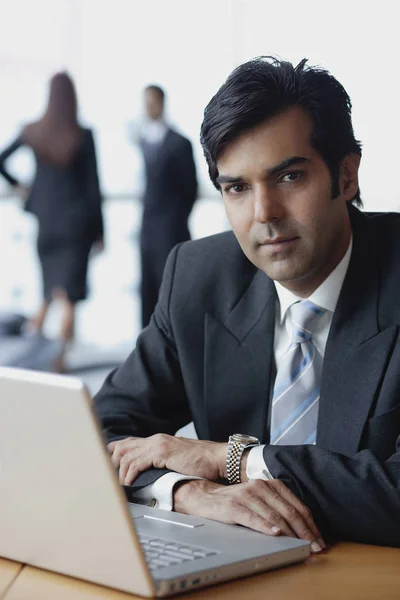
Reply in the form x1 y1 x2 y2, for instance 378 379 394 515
226 435 259 485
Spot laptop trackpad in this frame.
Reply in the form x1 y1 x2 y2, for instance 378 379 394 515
128 503 205 528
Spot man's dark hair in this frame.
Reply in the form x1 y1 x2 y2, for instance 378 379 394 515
200 56 363 206
145 84 165 104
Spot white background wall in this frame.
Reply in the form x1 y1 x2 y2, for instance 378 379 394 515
1 0 400 211
1 0 400 354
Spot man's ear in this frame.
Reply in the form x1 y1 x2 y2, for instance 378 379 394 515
340 153 361 201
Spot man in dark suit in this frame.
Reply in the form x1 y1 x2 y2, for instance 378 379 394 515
95 57 400 551
138 85 197 328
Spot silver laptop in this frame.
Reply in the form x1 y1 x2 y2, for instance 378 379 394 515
0 367 310 597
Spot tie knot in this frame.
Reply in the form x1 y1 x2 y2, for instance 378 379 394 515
289 300 325 344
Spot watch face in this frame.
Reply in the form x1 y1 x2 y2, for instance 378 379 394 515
233 434 259 444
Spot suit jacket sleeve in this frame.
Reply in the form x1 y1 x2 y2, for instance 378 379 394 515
175 138 197 209
0 137 23 186
81 129 104 241
93 243 192 491
263 442 400 547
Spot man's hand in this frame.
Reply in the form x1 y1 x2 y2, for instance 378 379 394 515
174 478 326 553
107 435 227 486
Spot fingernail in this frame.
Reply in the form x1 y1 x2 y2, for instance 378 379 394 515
311 542 323 553
317 537 326 549
271 526 281 534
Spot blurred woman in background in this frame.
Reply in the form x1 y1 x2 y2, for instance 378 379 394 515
0 72 104 372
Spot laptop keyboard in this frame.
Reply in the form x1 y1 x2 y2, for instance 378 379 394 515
137 533 218 571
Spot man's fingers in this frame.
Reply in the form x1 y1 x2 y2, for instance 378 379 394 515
119 451 148 485
184 485 285 538
238 492 296 538
107 437 137 454
110 443 133 468
122 461 145 486
107 438 138 468
256 481 324 548
230 504 284 537
110 447 123 468
107 436 169 483
268 480 325 547
193 488 289 538
117 452 131 482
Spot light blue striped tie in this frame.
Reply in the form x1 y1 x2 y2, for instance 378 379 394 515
270 300 326 445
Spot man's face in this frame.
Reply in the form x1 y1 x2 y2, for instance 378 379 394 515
144 89 163 120
217 107 358 297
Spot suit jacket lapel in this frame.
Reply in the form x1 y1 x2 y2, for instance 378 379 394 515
318 208 385 455
204 269 276 443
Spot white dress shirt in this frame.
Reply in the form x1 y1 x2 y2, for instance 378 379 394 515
127 117 168 146
134 238 353 508
140 118 168 144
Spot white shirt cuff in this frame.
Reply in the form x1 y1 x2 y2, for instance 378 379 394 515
246 444 274 481
132 472 203 511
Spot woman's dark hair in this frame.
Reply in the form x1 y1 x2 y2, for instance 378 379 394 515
22 72 83 167
200 56 362 206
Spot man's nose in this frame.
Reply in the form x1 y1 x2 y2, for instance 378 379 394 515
253 187 283 223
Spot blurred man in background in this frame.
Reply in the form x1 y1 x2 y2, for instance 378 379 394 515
135 85 197 328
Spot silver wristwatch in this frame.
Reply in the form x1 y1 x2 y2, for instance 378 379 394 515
226 433 260 484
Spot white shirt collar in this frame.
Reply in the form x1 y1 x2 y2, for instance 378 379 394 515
274 236 353 324
141 118 168 144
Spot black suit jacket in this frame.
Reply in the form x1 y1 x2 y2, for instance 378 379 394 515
94 206 400 547
140 129 197 238
0 129 103 244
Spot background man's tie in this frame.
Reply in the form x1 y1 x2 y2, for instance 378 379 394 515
270 300 326 445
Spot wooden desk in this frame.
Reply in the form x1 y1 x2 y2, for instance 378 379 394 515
3 543 400 600
0 558 22 598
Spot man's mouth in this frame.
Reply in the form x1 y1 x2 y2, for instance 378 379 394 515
260 236 299 246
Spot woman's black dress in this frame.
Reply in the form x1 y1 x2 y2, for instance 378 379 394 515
0 129 103 302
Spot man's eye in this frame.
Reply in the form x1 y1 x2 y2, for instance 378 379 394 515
278 171 303 184
278 171 303 183
224 184 247 195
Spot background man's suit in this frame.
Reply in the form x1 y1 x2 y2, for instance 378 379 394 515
94 205 400 547
139 128 197 327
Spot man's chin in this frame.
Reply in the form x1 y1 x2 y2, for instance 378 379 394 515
262 265 309 286
259 259 298 280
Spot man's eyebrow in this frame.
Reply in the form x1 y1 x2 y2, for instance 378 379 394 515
215 174 244 185
267 156 310 176
216 156 310 185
